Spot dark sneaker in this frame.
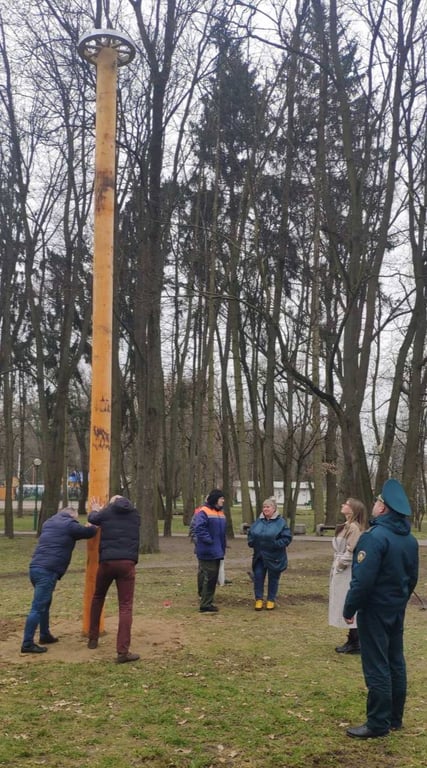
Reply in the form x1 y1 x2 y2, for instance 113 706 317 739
117 652 140 664
200 605 219 613
21 643 48 654
39 634 59 644
87 638 98 649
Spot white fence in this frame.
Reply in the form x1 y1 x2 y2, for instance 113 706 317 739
234 482 311 506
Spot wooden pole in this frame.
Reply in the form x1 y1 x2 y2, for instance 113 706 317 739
82 45 118 634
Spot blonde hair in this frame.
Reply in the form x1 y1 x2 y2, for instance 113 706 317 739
345 497 368 530
262 496 277 511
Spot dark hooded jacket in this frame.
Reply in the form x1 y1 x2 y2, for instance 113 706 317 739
88 497 140 563
30 510 97 578
343 512 418 619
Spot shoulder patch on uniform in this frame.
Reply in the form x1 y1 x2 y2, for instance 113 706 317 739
357 550 366 563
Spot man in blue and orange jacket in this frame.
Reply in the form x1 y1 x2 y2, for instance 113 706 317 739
194 488 226 613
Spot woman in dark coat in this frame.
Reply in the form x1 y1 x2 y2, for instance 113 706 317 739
247 497 292 611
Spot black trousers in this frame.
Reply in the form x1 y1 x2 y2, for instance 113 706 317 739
358 608 407 732
198 558 221 609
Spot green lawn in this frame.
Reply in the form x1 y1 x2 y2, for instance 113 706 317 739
0 503 323 536
2 503 425 540
0 533 426 767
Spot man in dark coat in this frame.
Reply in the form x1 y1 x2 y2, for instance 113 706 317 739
87 495 140 663
21 507 97 654
343 478 419 739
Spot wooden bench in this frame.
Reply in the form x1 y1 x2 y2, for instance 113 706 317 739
316 524 336 536
293 523 306 535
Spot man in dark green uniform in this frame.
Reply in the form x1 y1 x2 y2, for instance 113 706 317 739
343 478 419 739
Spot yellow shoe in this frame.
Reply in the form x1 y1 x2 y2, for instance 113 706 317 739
254 599 264 611
266 601 275 610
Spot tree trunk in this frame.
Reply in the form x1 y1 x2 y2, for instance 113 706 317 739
324 407 339 525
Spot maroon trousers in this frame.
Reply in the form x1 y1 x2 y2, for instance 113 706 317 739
89 560 136 654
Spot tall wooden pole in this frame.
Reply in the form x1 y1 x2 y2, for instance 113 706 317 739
78 30 135 634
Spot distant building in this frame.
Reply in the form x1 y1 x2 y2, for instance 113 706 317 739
0 477 19 501
15 484 45 500
234 481 311 507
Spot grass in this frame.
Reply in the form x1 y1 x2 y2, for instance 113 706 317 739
0 533 427 767
2 502 425 540
1 503 316 535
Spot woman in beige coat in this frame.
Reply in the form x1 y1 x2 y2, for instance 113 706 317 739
328 498 368 654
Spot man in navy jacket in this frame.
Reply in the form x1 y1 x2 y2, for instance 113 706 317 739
87 495 140 663
194 489 227 613
344 479 419 739
21 507 97 654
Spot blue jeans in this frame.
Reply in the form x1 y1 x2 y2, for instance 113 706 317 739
253 559 281 601
23 567 58 646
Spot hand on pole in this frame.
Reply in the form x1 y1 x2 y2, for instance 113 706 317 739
89 496 103 512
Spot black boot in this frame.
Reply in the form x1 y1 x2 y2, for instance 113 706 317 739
335 629 360 654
